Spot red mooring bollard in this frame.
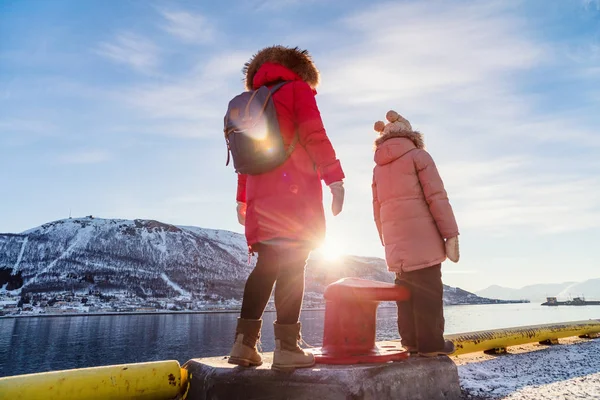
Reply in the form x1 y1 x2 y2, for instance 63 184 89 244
311 278 411 364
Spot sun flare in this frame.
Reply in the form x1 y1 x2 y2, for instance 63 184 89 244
317 240 345 261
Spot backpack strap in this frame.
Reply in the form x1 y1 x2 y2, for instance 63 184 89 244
269 81 288 94
286 132 299 156
267 81 300 156
241 82 289 123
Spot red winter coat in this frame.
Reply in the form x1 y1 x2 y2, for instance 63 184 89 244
236 47 344 250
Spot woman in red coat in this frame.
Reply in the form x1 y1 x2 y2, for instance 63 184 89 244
229 46 345 370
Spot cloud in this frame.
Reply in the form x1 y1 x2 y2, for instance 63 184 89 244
445 156 600 235
296 0 600 241
0 119 55 135
58 150 111 164
96 33 159 74
92 6 244 138
159 10 214 43
319 1 543 104
0 119 59 146
111 51 248 137
583 0 600 10
246 0 320 11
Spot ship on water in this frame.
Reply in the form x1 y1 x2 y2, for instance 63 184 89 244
541 296 600 306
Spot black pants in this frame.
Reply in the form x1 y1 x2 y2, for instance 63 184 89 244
240 243 310 325
395 264 445 353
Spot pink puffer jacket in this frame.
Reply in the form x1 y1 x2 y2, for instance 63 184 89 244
372 130 459 273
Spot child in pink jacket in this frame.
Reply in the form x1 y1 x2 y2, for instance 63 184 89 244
372 110 459 357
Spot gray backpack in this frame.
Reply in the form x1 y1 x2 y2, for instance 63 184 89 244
224 82 298 175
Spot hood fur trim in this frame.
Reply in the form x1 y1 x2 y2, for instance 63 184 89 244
375 130 425 149
243 46 320 90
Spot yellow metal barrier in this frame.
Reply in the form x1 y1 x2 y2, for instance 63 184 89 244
444 319 600 355
0 360 188 400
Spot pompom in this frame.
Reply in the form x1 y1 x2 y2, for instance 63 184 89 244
374 120 385 133
386 110 400 123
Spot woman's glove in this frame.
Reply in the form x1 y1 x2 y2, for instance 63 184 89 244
329 181 345 216
236 202 247 226
445 236 460 263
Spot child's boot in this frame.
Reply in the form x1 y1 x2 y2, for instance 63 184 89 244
272 322 315 370
418 340 455 357
403 344 418 355
228 318 263 367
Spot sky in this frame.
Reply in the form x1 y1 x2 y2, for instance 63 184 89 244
1 0 599 292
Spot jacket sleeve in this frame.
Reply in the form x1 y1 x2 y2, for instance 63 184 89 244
236 173 247 203
372 175 384 245
414 150 459 239
293 81 345 185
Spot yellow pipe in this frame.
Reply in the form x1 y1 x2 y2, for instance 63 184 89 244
0 360 188 400
444 319 600 356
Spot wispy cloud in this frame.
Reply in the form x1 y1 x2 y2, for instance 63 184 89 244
583 0 600 10
0 119 55 135
58 150 111 165
96 33 159 74
319 2 543 104
112 51 248 137
0 119 59 146
248 0 320 11
299 1 600 241
446 157 600 235
159 10 214 44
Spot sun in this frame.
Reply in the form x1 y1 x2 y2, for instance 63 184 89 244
316 240 345 261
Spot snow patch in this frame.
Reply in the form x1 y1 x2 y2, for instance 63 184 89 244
13 236 28 272
160 273 190 297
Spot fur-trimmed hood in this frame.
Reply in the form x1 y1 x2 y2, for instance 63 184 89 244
375 130 424 149
374 130 425 166
243 46 320 90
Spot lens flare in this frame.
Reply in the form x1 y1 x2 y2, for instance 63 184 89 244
316 240 344 261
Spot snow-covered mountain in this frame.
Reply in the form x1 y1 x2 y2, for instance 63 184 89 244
0 218 251 302
0 217 504 309
476 279 600 302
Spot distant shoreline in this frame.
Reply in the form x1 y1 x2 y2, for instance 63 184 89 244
0 302 526 319
0 308 324 319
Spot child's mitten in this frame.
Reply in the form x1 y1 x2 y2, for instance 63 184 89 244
236 202 247 226
329 181 345 216
445 236 460 263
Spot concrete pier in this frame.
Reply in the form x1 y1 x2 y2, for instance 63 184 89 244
183 343 461 400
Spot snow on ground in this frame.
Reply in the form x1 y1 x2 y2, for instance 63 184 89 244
458 337 600 399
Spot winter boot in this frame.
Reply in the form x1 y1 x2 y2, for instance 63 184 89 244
418 340 456 357
402 344 418 355
272 322 315 370
228 318 263 367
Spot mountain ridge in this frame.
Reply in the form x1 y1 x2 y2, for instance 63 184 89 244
476 279 600 302
0 217 520 314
